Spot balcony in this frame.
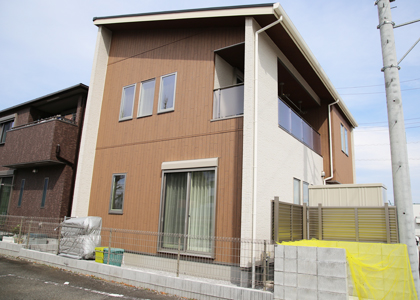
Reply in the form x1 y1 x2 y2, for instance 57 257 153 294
212 84 244 120
278 98 321 155
1 116 79 168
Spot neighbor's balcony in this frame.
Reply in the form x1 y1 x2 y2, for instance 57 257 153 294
278 98 321 155
213 84 244 119
1 116 79 168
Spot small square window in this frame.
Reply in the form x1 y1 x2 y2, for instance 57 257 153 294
41 178 49 208
119 84 136 121
158 73 177 113
138 78 156 117
0 120 14 144
109 174 126 214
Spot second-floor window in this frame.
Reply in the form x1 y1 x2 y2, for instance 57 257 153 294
119 84 136 121
0 120 14 144
138 78 156 118
158 73 177 113
341 124 348 155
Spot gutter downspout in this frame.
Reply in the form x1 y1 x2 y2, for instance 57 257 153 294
252 7 283 289
324 99 340 185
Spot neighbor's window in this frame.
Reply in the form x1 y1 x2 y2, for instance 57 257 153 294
293 178 301 205
341 124 348 155
119 84 136 121
303 182 309 205
158 73 177 113
41 178 49 208
109 174 126 214
138 78 156 117
17 179 25 207
160 168 216 254
0 120 14 144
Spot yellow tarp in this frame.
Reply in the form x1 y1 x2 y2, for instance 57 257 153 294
280 240 417 300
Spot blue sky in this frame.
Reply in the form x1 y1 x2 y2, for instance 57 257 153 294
0 1 419 203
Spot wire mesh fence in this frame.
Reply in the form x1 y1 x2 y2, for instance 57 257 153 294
0 215 275 291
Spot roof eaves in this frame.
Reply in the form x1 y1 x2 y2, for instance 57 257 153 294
0 83 89 115
93 3 275 26
93 3 274 22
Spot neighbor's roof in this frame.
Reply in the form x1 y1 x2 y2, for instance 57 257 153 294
93 3 357 128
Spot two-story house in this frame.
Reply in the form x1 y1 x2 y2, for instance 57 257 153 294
71 3 357 262
0 84 88 219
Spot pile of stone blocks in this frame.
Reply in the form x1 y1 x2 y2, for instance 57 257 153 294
274 244 349 300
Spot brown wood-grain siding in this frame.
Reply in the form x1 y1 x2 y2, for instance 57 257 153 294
331 106 354 184
88 26 244 262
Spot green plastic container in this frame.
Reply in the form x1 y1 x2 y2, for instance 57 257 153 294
103 248 124 267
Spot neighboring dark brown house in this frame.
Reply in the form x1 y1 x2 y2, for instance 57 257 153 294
0 84 88 219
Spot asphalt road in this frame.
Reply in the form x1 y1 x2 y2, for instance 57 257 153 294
0 255 183 300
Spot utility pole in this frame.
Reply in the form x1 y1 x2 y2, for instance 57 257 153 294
375 0 420 293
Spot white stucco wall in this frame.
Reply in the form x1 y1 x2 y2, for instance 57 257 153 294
71 26 112 217
241 18 323 243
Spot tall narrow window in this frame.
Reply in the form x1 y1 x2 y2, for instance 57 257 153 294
293 178 301 205
109 174 126 214
41 178 49 208
341 124 348 155
158 73 177 113
303 182 309 205
0 120 14 143
119 84 136 121
17 179 25 207
138 78 156 117
160 168 216 255
0 177 13 215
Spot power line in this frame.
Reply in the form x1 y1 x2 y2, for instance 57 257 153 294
340 87 420 95
357 125 420 132
358 117 420 125
336 78 420 89
355 140 420 146
356 158 420 161
360 121 420 128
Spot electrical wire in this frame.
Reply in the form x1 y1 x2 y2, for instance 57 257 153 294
340 87 420 95
336 78 420 89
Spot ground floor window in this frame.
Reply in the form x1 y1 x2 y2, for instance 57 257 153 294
160 168 216 255
0 177 13 215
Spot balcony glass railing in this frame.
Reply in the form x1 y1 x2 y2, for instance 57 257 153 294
213 84 244 119
278 98 321 155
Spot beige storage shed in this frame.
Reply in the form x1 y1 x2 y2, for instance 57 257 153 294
309 183 387 207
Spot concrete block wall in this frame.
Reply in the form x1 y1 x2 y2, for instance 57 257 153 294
0 241 273 300
274 245 348 300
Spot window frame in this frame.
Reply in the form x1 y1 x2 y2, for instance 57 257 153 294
157 72 177 114
303 182 310 205
137 78 156 118
293 178 301 205
40 177 49 208
341 124 349 155
0 119 14 144
158 167 217 258
108 173 127 214
119 84 136 121
17 179 25 207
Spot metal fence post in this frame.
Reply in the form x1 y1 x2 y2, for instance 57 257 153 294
263 240 267 291
18 217 23 244
318 204 322 240
26 219 32 249
176 235 181 277
274 197 279 243
56 218 63 255
355 208 359 242
385 203 391 243
291 205 294 241
177 235 181 277
303 203 307 240
108 229 112 265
